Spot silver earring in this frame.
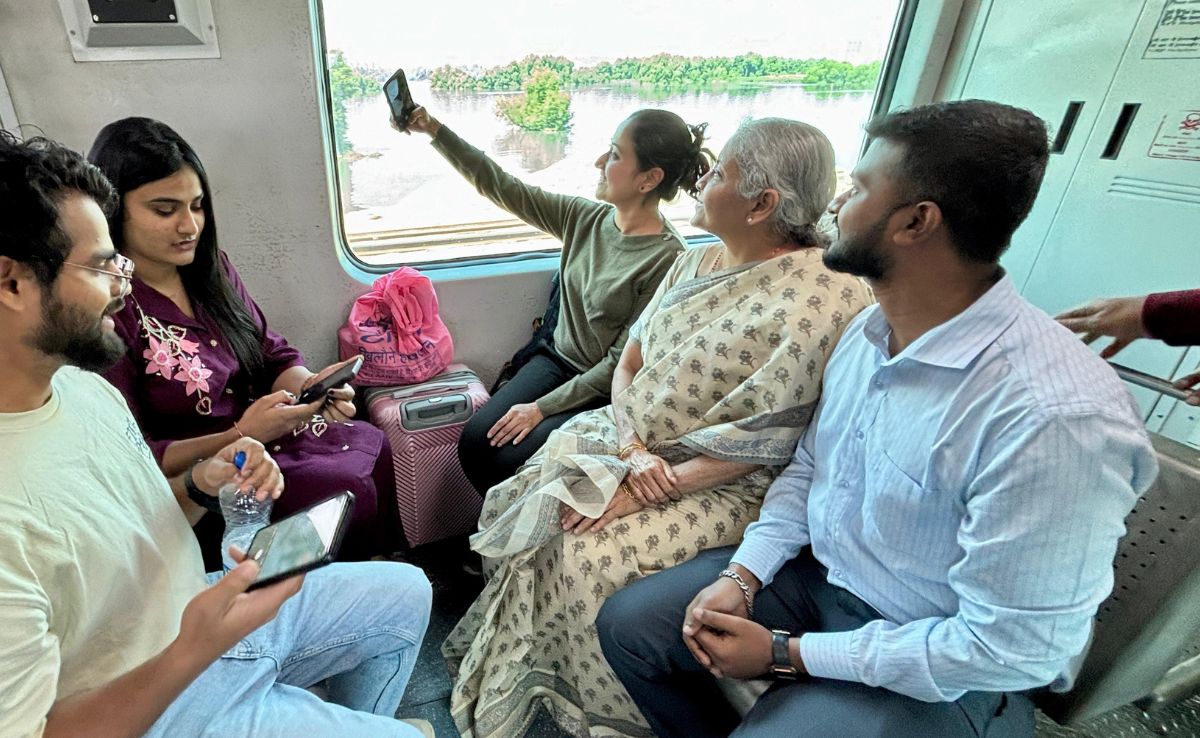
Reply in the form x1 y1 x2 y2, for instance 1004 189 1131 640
746 217 753 224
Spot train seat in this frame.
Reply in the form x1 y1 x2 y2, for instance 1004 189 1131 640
716 433 1200 726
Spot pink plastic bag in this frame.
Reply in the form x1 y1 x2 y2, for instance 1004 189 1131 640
338 267 453 386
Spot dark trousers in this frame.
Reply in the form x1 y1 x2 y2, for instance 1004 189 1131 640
457 350 605 494
597 547 1035 738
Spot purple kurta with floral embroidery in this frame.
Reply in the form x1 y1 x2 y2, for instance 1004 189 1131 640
103 252 389 559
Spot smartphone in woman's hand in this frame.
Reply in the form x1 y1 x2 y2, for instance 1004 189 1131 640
385 69 418 131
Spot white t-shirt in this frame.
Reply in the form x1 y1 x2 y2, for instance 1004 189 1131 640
0 367 208 737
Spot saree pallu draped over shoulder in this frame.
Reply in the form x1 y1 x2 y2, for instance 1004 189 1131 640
470 246 869 558
444 245 873 738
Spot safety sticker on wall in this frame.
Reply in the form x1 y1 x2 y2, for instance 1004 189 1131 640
1149 111 1200 161
1144 0 1200 59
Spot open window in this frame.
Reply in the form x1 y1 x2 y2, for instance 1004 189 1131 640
315 0 909 268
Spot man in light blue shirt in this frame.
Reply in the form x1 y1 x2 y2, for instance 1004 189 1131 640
598 100 1158 737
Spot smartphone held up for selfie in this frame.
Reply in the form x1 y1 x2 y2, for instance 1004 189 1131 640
245 491 355 590
384 68 418 131
296 356 363 405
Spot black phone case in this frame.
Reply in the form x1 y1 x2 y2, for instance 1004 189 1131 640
296 357 363 405
385 69 417 130
245 490 356 590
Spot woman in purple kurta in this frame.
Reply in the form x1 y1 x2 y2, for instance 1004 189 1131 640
89 117 397 567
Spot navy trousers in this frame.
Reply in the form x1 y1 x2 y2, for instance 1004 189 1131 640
597 546 1035 738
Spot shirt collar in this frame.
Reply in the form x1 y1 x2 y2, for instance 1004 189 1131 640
863 273 1022 370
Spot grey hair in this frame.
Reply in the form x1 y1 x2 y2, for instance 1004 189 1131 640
725 117 837 247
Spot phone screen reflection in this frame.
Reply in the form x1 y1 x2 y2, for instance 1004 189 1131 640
248 495 345 581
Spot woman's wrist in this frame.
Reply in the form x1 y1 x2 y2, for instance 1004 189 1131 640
617 441 648 460
233 417 259 443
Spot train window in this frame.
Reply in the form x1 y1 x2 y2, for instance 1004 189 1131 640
316 0 906 268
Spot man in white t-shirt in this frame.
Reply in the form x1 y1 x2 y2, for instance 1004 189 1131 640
0 132 434 737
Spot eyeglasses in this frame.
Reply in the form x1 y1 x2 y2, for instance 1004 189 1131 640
63 253 135 283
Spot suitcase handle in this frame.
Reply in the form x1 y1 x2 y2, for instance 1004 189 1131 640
401 393 473 430
390 382 471 400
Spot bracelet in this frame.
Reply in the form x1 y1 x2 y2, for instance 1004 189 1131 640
620 482 637 502
718 569 755 617
233 420 245 438
183 461 223 513
617 441 648 460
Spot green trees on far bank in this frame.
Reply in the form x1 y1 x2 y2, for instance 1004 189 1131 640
432 53 882 96
430 53 882 132
329 50 382 156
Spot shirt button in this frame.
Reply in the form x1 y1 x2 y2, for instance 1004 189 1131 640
838 480 849 488
874 378 884 389
855 430 864 440
225 388 234 395
272 445 281 452
209 339 219 347
834 569 843 579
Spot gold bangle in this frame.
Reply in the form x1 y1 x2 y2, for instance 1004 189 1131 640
620 483 637 501
617 441 647 460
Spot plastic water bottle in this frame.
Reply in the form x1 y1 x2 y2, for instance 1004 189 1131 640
219 450 273 571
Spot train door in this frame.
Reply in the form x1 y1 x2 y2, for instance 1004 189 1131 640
946 0 1200 448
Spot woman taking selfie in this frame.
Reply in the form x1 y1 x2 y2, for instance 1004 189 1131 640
443 117 874 738
400 105 711 494
89 117 399 565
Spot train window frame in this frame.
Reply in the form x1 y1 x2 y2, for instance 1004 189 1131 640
309 0 919 275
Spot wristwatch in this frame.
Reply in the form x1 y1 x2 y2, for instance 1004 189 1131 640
770 629 799 680
184 460 222 513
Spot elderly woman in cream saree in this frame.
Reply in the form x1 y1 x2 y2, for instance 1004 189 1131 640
444 119 874 738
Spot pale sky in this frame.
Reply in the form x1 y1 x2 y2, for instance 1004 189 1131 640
322 0 900 69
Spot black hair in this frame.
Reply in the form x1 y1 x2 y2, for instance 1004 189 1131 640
625 109 714 201
87 117 265 377
864 99 1049 263
0 130 117 286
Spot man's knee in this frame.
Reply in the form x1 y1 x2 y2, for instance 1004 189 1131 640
334 561 432 637
597 582 646 660
595 585 633 662
388 561 432 613
598 572 692 672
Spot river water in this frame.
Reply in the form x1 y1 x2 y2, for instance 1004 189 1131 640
341 80 874 238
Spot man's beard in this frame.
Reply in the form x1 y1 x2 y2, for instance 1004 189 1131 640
28 293 125 372
822 214 893 281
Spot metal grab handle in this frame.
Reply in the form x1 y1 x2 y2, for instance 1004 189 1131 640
1110 363 1191 401
1135 652 1200 715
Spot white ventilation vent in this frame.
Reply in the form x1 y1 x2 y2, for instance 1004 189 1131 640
56 0 219 62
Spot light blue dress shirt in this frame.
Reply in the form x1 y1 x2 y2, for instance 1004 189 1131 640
731 275 1158 702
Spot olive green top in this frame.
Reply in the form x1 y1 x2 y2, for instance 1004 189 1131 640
432 126 684 415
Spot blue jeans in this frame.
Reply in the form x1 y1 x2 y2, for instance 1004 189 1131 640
147 561 432 737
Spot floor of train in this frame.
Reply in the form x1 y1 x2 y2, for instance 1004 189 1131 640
396 540 1200 738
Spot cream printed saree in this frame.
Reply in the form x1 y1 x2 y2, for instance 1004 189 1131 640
445 245 873 738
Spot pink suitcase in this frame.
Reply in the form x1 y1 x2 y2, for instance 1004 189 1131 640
364 364 490 547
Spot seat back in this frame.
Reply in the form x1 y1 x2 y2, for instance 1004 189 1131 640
1036 433 1200 724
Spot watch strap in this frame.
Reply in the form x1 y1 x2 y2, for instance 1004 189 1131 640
184 461 222 513
770 629 798 679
